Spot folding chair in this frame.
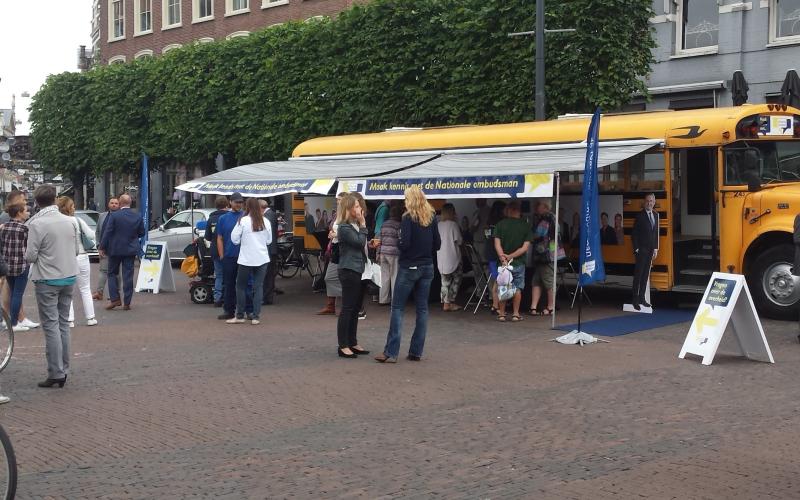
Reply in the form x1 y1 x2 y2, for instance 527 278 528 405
462 243 492 314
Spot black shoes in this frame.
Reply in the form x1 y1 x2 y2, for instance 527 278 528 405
406 354 421 361
641 301 652 308
38 376 67 388
632 303 641 311
351 347 370 355
338 348 358 358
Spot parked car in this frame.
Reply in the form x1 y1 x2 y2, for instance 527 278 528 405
75 210 100 261
148 209 215 262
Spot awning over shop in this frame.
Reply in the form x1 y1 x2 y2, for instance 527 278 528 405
176 139 662 199
176 155 435 197
339 139 662 199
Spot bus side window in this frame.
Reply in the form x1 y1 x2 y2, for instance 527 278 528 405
629 152 666 191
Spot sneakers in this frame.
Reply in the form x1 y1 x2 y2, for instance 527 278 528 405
87 318 98 326
226 317 245 324
19 318 40 329
251 319 260 325
358 311 367 320
11 324 29 333
0 395 9 404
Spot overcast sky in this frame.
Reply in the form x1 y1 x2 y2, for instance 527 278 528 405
0 1 94 135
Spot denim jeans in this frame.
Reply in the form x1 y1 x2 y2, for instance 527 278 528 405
223 257 252 316
236 263 267 320
6 266 28 326
213 258 224 303
383 264 434 359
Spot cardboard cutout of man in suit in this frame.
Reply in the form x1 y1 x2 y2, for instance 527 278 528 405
631 193 659 310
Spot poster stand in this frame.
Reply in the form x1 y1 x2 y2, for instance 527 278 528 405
135 241 176 294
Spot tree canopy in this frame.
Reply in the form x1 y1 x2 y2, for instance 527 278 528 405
29 0 655 177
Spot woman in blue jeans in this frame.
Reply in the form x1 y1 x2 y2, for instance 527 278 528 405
375 186 441 363
228 198 272 325
0 203 31 332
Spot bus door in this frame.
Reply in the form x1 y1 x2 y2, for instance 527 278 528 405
671 148 718 290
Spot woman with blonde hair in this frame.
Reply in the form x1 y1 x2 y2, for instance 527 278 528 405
335 193 370 358
56 196 98 327
375 186 441 363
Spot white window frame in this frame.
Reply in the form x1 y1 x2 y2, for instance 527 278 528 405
108 0 126 42
674 0 719 56
226 31 251 39
262 0 289 9
134 0 152 36
193 0 214 23
162 0 182 30
225 0 250 17
134 49 154 60
108 55 127 64
769 0 800 45
162 43 182 54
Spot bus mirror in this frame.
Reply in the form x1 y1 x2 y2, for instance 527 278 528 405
747 177 761 192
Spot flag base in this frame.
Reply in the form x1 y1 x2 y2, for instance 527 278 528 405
551 330 610 345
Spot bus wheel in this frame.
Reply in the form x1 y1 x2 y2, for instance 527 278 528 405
748 244 799 320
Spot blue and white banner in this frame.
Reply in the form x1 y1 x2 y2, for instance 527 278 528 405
339 174 553 200
579 109 606 286
176 178 336 198
139 152 150 255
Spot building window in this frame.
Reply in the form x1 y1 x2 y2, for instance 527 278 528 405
194 0 213 22
226 0 250 15
164 0 182 28
770 0 800 43
262 0 289 8
108 55 126 64
134 49 154 60
135 0 152 34
676 0 719 53
109 0 125 40
226 31 250 39
162 44 182 54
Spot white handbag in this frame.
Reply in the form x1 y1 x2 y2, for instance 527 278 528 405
361 258 382 287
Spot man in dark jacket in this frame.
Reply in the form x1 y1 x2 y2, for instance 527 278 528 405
93 197 119 300
261 199 279 305
631 193 659 310
99 194 145 310
204 196 229 306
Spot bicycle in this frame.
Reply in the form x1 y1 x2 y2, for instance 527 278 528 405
0 423 16 499
0 291 14 374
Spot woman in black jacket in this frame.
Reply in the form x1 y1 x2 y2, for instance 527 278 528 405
335 193 370 359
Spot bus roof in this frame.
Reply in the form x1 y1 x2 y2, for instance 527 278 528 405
292 104 800 157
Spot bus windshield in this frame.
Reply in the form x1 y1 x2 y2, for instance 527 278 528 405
724 141 800 185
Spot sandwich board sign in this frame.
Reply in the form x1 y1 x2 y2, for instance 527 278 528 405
135 241 176 294
679 272 773 366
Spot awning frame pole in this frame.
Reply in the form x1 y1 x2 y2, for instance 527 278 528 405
552 171 560 330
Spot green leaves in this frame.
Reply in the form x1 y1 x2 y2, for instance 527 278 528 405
30 0 654 177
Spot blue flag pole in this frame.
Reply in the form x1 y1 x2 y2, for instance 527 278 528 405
576 109 605 334
139 152 150 255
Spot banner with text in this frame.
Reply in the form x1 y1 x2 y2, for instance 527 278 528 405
339 174 553 200
177 178 335 197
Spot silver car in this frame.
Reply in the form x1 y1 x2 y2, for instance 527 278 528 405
148 209 215 262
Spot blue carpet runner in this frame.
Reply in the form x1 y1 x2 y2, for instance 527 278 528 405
556 308 695 337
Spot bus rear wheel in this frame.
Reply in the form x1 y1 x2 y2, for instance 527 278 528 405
748 243 799 320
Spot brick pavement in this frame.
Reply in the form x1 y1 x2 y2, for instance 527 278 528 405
2 265 800 498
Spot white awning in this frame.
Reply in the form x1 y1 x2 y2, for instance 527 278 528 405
176 155 434 197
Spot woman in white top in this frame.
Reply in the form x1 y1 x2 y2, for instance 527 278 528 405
437 203 463 311
229 198 272 325
57 196 98 327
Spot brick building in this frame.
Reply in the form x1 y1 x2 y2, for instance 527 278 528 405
91 0 363 217
99 0 361 64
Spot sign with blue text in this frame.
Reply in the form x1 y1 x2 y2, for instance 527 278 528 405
679 273 773 366
578 108 605 286
177 179 335 198
135 241 176 294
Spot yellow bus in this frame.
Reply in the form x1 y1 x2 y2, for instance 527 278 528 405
293 104 800 319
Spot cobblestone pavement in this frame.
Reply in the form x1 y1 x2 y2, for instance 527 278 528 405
2 266 800 499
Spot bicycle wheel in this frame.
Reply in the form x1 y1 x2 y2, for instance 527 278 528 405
0 423 18 500
0 305 14 374
278 250 301 279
